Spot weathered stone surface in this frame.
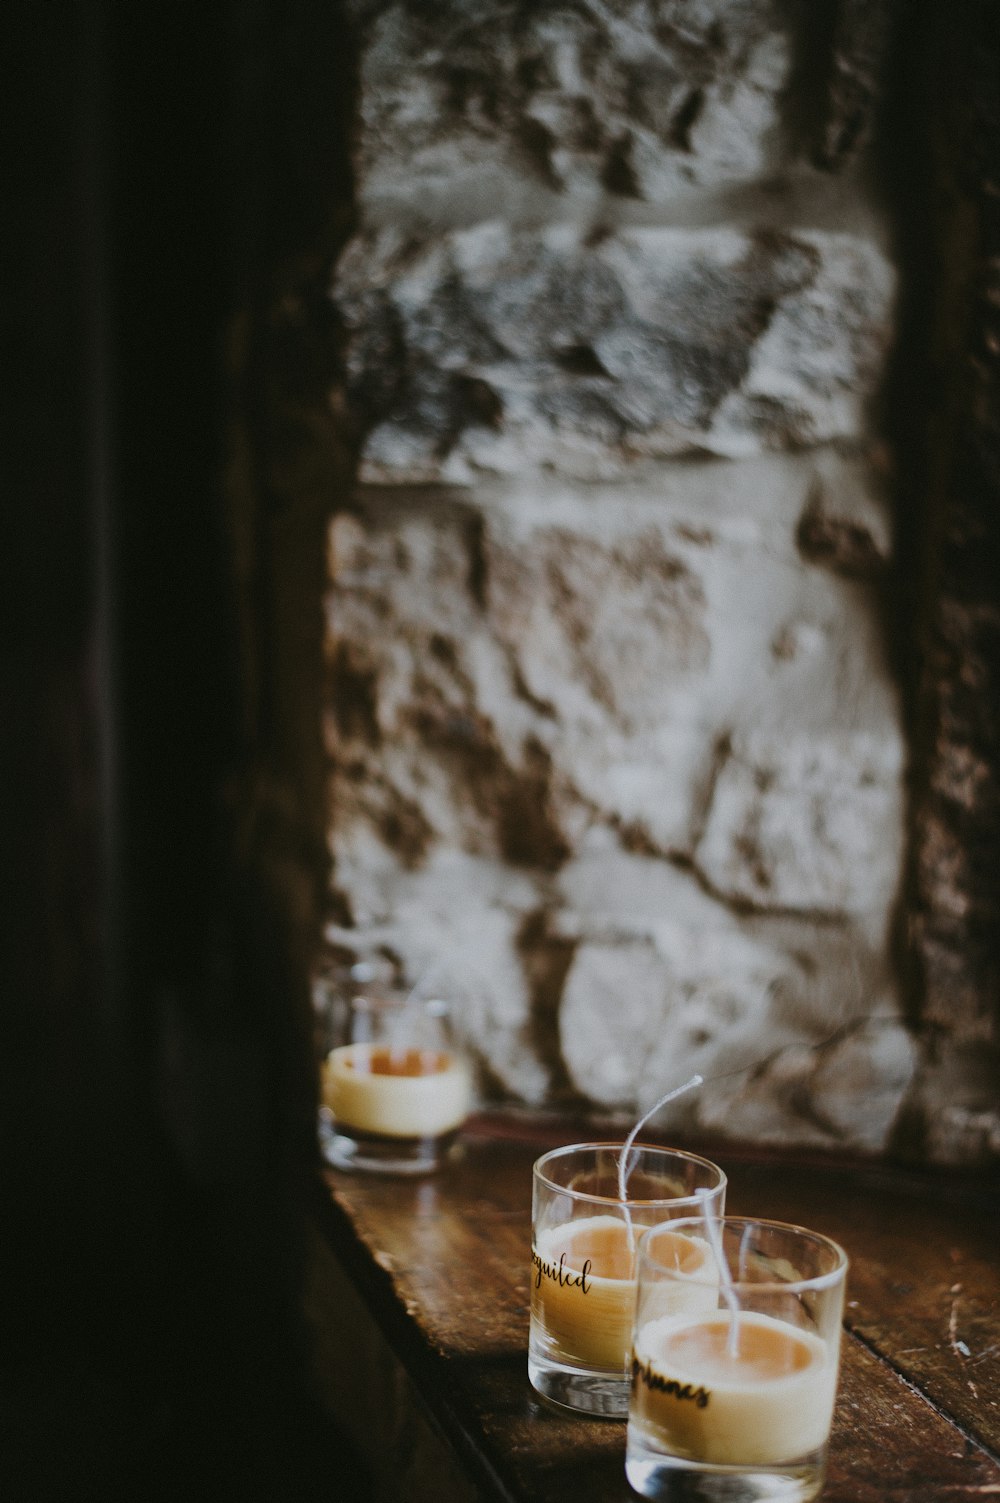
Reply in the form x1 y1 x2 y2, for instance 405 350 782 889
904 1041 1000 1166
336 223 896 481
323 467 908 1129
325 496 568 872
694 728 905 932
903 4 1000 1163
803 1016 917 1149
693 1011 916 1150
557 900 796 1111
348 0 795 220
324 454 904 874
796 447 894 576
323 0 919 1154
485 519 710 731
816 0 898 170
554 846 912 1148
324 854 551 1102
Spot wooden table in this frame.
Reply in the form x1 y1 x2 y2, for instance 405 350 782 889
307 1117 1000 1502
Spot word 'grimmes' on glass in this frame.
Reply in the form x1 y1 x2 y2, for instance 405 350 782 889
632 1355 711 1410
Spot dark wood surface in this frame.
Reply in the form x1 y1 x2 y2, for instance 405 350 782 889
312 1117 1000 1502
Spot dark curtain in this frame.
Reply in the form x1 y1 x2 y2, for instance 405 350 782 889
3 2 364 1496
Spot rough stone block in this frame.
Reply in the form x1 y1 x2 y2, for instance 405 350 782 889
325 454 904 886
905 1043 1000 1167
803 1017 917 1150
336 223 896 480
796 446 894 575
557 924 792 1111
348 0 797 218
693 1010 915 1150
694 729 905 928
554 847 912 1149
323 460 907 1137
325 492 570 872
485 514 711 729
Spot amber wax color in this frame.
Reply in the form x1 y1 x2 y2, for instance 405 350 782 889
631 1309 837 1466
532 1224 717 1372
323 1043 471 1139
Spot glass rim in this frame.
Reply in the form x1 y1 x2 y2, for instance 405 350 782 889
532 1141 727 1208
350 993 449 1017
638 1214 849 1292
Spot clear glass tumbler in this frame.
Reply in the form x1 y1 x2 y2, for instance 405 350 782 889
528 1143 727 1418
320 987 472 1175
627 1216 848 1503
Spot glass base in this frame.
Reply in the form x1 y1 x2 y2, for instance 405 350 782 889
319 1112 459 1175
528 1348 629 1419
625 1433 825 1503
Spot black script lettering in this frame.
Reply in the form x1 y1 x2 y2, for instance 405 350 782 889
531 1248 593 1296
631 1356 710 1410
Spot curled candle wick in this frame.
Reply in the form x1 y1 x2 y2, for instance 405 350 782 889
403 959 440 1009
697 1186 741 1359
390 961 441 1070
617 1074 704 1206
617 1074 704 1259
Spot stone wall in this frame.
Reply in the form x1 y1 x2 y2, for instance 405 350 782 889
322 0 920 1153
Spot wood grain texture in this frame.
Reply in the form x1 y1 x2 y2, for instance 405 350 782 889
311 1122 1000 1502
722 1157 1000 1456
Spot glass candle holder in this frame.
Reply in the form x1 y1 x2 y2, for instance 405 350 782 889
626 1216 848 1503
320 987 472 1175
528 1143 727 1419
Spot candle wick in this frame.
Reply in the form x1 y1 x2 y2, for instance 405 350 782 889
617 1075 703 1205
387 961 440 1071
738 1221 754 1283
403 960 438 1008
698 1187 740 1359
617 1075 703 1257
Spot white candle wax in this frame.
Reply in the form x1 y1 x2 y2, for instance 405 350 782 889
323 1043 471 1139
631 1309 837 1466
